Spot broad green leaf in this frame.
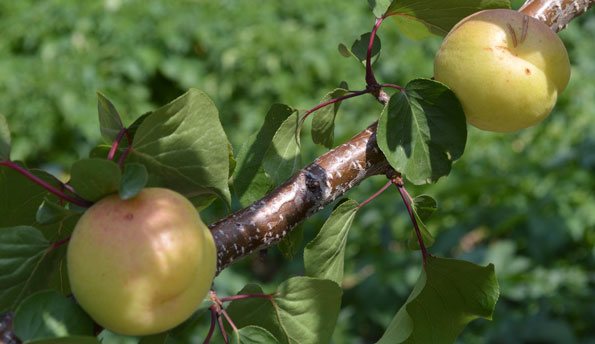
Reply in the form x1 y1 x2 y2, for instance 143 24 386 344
0 166 57 228
262 111 302 186
231 326 280 344
368 0 394 18
30 338 98 344
233 104 293 207
97 330 168 344
304 199 359 284
311 88 349 149
0 226 69 312
277 225 303 260
406 195 437 250
225 277 342 344
164 308 211 344
13 290 94 342
97 92 125 143
377 257 499 344
119 163 148 200
0 114 10 160
386 0 511 39
377 79 467 185
350 32 381 65
69 158 121 202
128 89 232 207
36 200 79 225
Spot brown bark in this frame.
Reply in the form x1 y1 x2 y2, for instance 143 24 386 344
210 0 593 272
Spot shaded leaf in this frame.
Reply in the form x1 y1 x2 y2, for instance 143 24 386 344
0 226 69 312
377 79 467 185
311 88 349 149
97 92 125 143
304 199 358 284
233 104 293 207
407 195 437 250
262 111 301 186
69 158 121 202
377 257 499 343
232 326 280 344
128 89 231 207
28 336 100 344
277 226 303 260
119 163 148 200
13 290 94 342
164 307 211 344
350 32 381 64
337 43 351 57
386 0 511 39
225 277 342 344
0 114 10 161
36 200 79 225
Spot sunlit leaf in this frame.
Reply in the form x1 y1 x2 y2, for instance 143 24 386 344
128 89 232 207
377 78 467 185
277 226 303 260
232 326 280 344
311 89 349 149
225 277 342 344
262 111 301 186
407 195 437 250
304 199 358 284
377 257 499 343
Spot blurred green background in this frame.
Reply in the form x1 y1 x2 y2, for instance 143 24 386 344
1 0 593 343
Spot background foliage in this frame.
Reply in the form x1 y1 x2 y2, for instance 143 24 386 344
1 0 593 342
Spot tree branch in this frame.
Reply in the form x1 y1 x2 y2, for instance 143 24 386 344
209 0 593 272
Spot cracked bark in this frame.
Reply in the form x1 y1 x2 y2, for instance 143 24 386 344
209 0 592 272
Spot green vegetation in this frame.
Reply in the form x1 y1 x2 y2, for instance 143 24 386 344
1 0 593 342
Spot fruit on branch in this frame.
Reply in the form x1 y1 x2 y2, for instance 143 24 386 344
434 9 570 132
67 188 216 336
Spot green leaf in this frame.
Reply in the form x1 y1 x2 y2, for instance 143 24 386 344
69 158 121 202
277 225 303 260
97 92 125 143
225 277 342 344
262 111 302 186
13 290 94 342
163 308 211 344
231 326 280 344
127 89 232 207
0 166 57 229
377 79 467 185
233 104 293 207
0 226 70 312
368 0 394 18
119 163 148 200
97 330 143 344
407 195 437 250
377 257 499 344
36 200 79 225
386 0 511 39
304 199 359 284
311 88 349 149
0 114 11 160
350 32 381 65
28 336 100 344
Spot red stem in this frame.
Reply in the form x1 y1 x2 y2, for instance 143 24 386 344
357 180 392 209
393 177 428 266
365 17 384 86
107 128 130 161
300 89 370 125
381 83 405 92
0 161 92 208
50 236 71 251
219 293 273 303
203 308 218 344
217 313 229 344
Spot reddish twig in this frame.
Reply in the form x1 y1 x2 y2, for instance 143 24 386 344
357 180 392 209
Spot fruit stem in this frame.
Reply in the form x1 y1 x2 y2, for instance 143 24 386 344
357 180 392 209
203 309 217 344
0 160 92 208
365 17 384 87
392 176 429 266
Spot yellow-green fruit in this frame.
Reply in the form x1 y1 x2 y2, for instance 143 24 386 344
434 9 570 132
67 188 216 336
